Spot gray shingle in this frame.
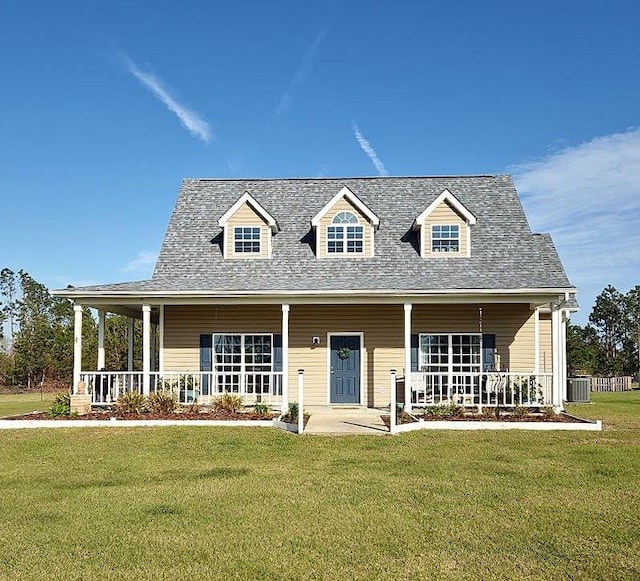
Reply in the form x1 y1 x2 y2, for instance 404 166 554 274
66 176 575 294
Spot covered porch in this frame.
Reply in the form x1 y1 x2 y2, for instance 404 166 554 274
70 295 571 413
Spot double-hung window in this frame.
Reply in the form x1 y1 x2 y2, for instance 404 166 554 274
419 333 481 402
234 227 260 254
431 224 459 253
213 334 273 395
327 211 363 254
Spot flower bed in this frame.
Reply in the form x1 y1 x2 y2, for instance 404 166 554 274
6 409 275 421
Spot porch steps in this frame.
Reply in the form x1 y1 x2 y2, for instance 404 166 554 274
304 407 389 435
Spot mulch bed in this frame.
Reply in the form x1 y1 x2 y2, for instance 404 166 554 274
6 410 275 421
381 413 586 427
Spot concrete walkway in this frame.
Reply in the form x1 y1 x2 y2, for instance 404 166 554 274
303 407 389 435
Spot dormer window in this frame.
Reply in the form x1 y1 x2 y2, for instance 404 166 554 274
431 224 459 253
413 189 476 258
311 187 380 258
328 212 363 254
234 226 261 253
218 192 279 259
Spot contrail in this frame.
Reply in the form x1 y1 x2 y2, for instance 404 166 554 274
352 122 388 176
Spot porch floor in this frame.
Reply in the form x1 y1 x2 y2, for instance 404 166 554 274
304 406 389 435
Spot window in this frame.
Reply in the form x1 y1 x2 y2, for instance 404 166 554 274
234 227 260 253
431 224 459 253
419 333 481 401
327 212 363 254
213 334 273 394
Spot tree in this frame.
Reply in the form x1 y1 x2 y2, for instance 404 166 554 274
0 268 17 351
104 314 143 371
567 323 604 375
12 271 55 388
589 285 626 374
623 285 640 378
49 296 74 382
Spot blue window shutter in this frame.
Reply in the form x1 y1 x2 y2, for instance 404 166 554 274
200 334 212 371
410 334 419 372
482 334 496 371
273 334 282 372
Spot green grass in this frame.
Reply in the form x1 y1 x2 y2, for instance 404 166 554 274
0 392 55 418
0 392 639 579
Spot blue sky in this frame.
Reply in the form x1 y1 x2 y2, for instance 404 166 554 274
1 0 639 325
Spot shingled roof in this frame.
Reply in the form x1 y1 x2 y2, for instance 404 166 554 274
63 176 575 296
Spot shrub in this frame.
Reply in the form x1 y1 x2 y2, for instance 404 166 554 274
281 401 299 423
213 392 244 414
482 406 497 419
48 393 70 417
182 402 200 415
253 403 271 416
147 390 178 415
512 405 529 419
424 405 445 418
115 391 147 414
442 401 463 418
542 406 558 420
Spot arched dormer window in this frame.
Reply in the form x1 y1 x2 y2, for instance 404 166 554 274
328 211 363 254
311 186 379 257
332 211 358 224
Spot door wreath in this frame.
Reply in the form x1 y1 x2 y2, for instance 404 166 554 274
337 346 352 360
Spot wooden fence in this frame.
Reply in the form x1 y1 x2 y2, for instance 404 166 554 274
590 376 633 392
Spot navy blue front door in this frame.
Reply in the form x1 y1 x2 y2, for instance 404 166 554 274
330 335 361 404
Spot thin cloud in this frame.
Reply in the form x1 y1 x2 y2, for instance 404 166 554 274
274 31 326 119
121 250 159 274
123 55 212 143
352 122 389 176
512 128 640 322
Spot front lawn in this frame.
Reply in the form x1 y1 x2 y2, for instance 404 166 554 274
0 391 638 579
0 392 55 418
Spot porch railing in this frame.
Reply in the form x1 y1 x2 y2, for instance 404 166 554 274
407 371 553 408
80 371 284 408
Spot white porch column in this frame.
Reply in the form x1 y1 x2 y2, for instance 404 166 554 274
158 305 165 373
551 304 562 411
404 302 412 412
281 304 290 411
534 307 540 375
73 304 83 393
127 317 134 372
560 310 568 403
97 309 106 370
142 305 151 395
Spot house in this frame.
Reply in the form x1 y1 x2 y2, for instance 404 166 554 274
54 176 576 413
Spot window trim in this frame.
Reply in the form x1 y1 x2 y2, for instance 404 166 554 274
431 224 460 254
212 333 274 394
326 212 364 255
233 225 261 255
418 333 482 373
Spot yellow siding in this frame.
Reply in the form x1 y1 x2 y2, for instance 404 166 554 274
412 303 536 372
289 304 403 406
317 197 374 258
163 305 281 370
424 201 468 257
225 202 270 259
162 302 538 406
538 312 552 373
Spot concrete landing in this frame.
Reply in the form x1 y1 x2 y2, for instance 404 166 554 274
303 407 389 435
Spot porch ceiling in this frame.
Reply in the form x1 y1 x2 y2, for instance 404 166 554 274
86 303 160 324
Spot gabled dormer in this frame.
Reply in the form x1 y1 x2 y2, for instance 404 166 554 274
413 189 476 258
310 186 380 258
218 192 278 259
